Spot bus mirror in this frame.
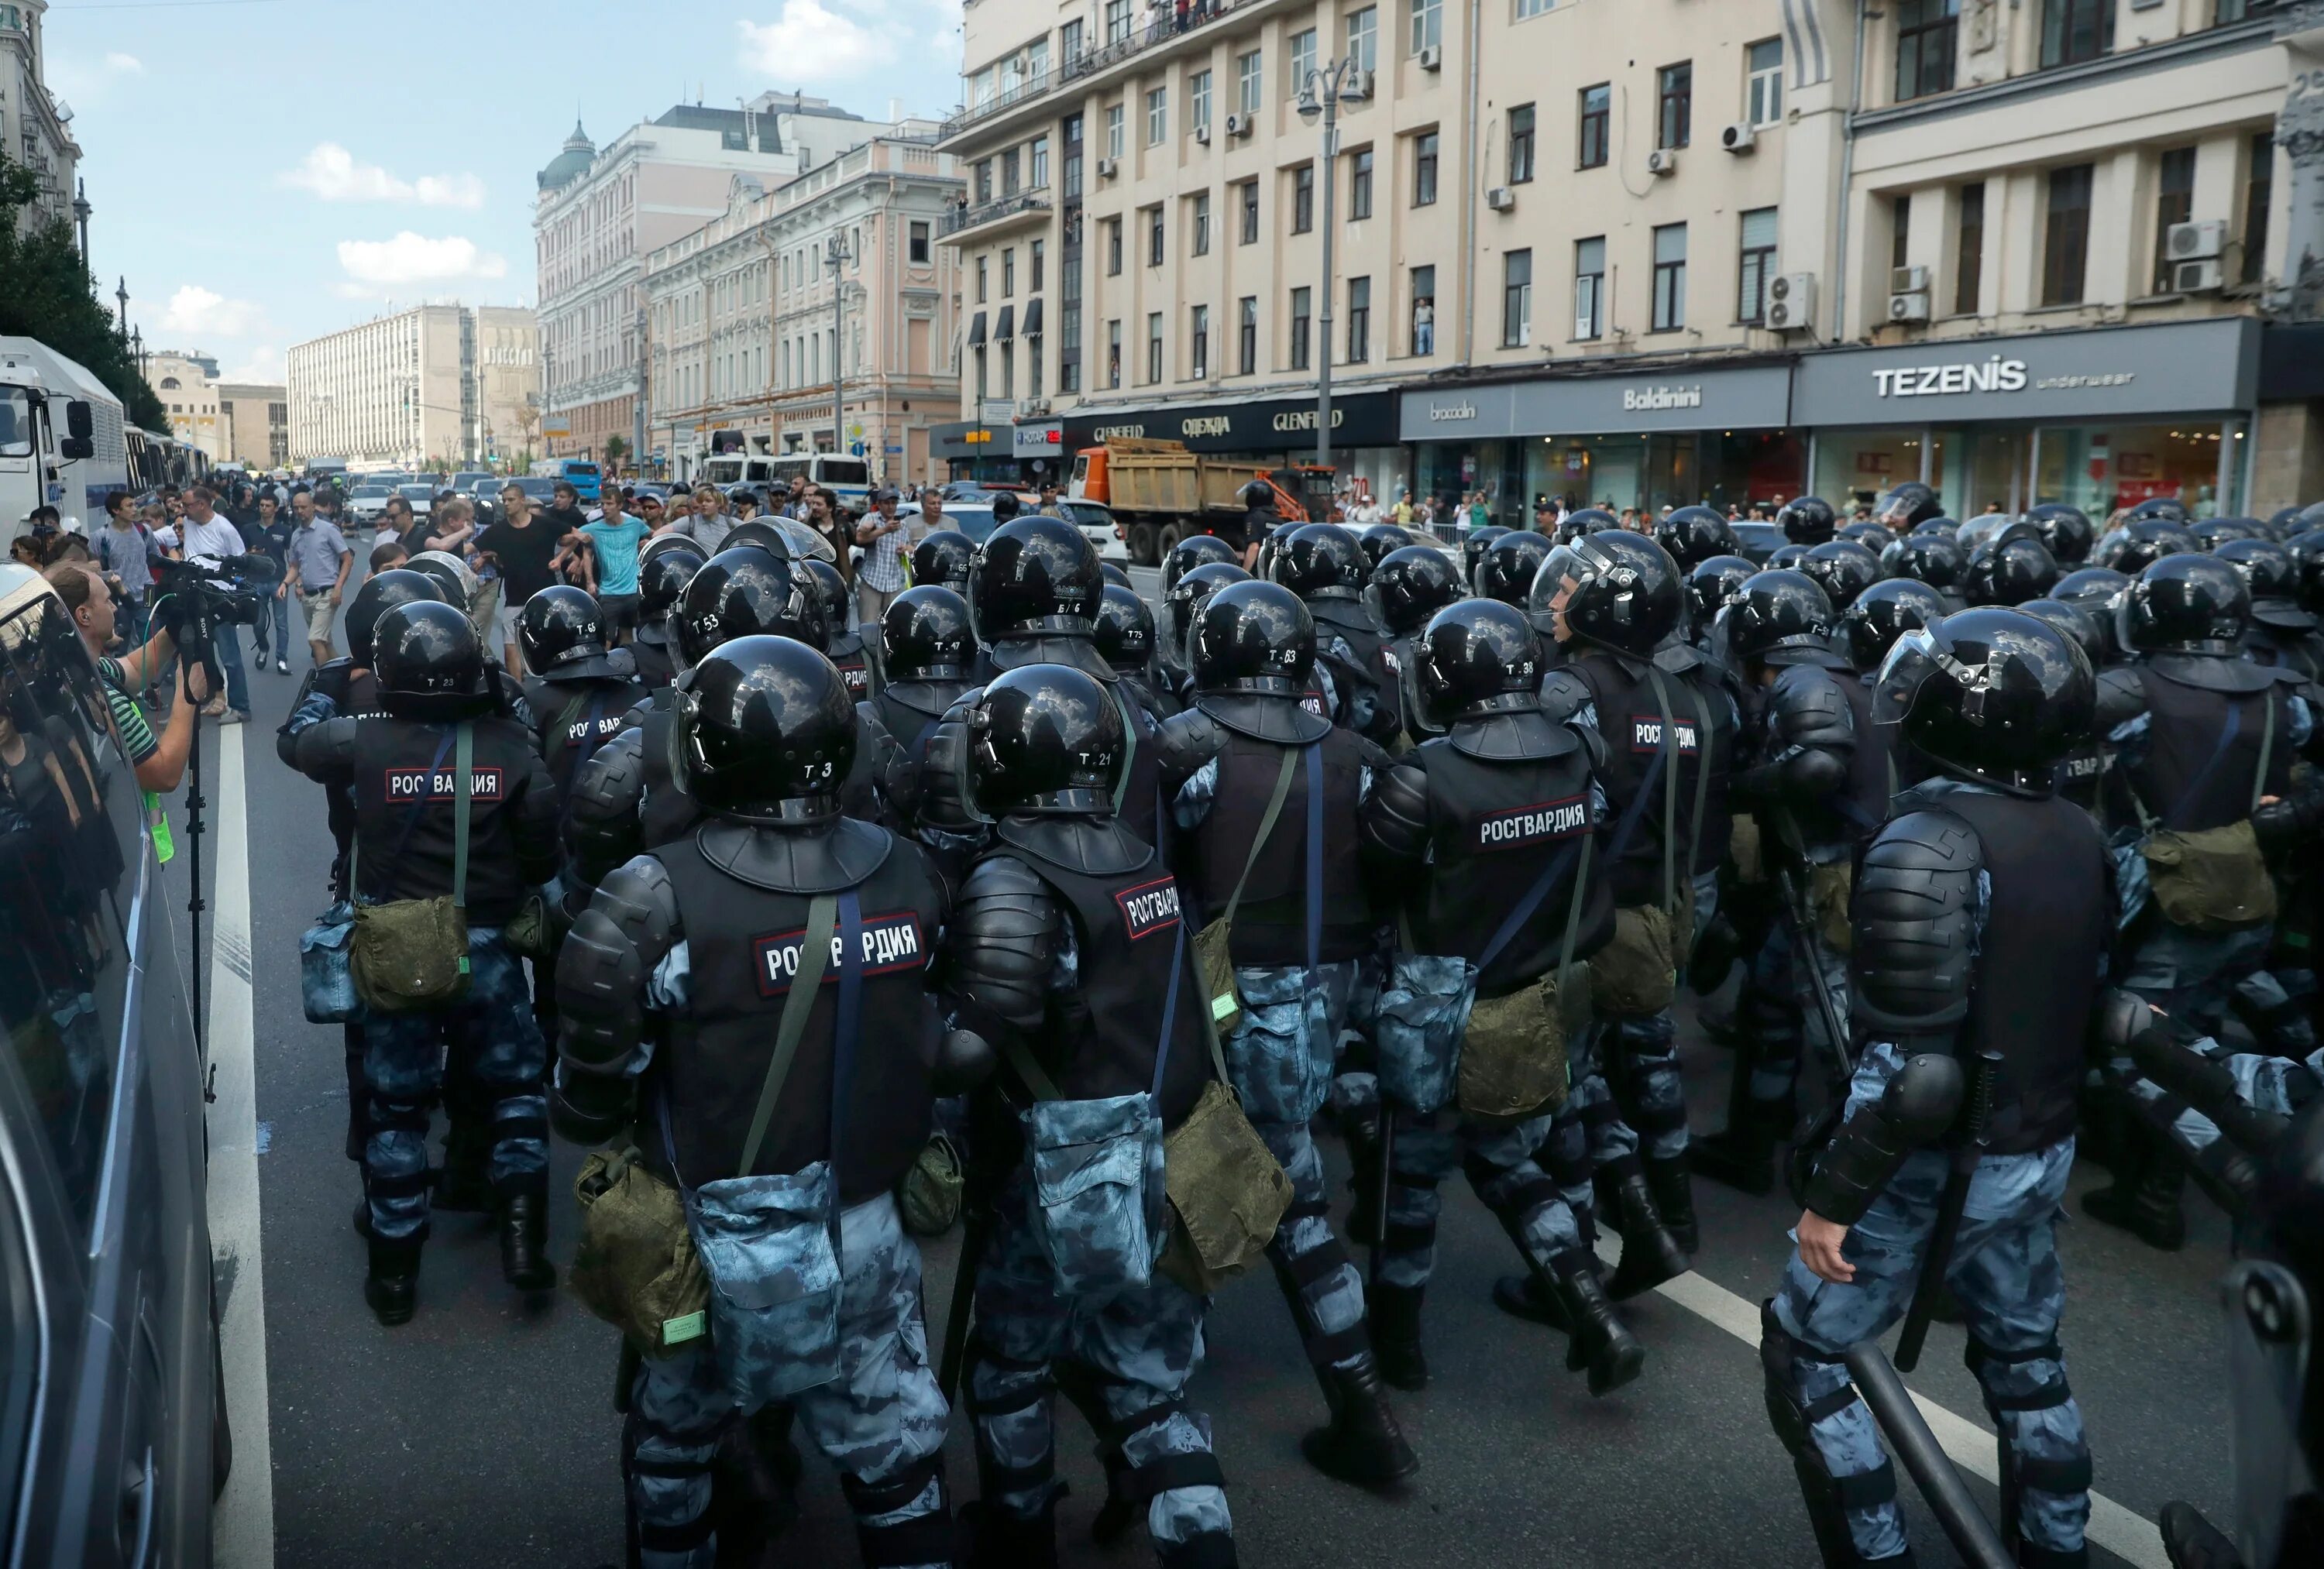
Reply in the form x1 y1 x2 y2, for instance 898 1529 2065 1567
66 401 93 441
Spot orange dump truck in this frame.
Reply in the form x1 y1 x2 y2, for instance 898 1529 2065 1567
1067 437 1332 564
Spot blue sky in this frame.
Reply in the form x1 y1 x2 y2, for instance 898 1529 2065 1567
44 0 963 384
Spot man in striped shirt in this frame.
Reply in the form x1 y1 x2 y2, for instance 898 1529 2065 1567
46 564 203 793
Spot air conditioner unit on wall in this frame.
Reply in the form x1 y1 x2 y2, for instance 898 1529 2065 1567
2167 220 2226 262
1418 44 1443 70
1888 292 1932 324
1195 123 1212 146
1226 112 1250 136
1720 122 1755 153
1485 186 1514 211
1765 273 1817 331
1645 148 1678 176
1890 265 1930 295
2174 259 2225 294
1096 156 1118 178
1019 398 1051 417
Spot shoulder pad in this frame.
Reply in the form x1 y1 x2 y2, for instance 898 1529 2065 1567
959 850 1054 906
1536 667 1596 727
1360 759 1432 865
1352 733 1397 773
948 853 1061 1031
1768 664 1854 747
292 714 360 779
591 855 682 956
1851 809 1982 1039
2094 666 2148 733
563 727 648 886
1156 706 1230 782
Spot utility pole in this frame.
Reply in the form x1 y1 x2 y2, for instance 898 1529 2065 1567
1297 55 1369 475
827 228 853 458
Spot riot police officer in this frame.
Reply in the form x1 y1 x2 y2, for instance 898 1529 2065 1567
2054 567 2133 661
1868 483 1941 533
2220 537 2324 682
2025 503 2096 565
1157 534 1246 692
1962 536 2062 608
519 585 639 812
1799 540 1882 613
1357 601 1636 1395
1762 606 2106 1569
1686 554 1758 651
292 601 562 1321
1840 579 1948 677
1463 524 1511 589
1160 561 1253 696
1152 582 1415 1487
1533 531 1734 1267
1473 529 1554 613
871 585 975 759
2093 518 2200 575
1357 522 1418 572
802 556 876 698
627 540 703 688
1095 580 1180 719
1655 505 1740 571
552 635 957 1569
940 664 1239 1568
1272 523 1400 741
912 529 975 597
1365 544 1466 740
1879 533 1969 610
1777 496 1840 547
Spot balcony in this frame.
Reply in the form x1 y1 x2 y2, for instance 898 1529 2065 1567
941 187 1054 241
938 0 1274 148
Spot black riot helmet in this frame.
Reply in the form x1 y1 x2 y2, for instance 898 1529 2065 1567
1800 540 1884 611
723 519 795 560
1094 582 1159 674
1768 543 1810 572
1241 479 1278 512
1880 532 1968 596
1270 523 1369 603
2119 552 2254 656
1912 515 1961 537
1101 561 1134 589
2192 517 2264 552
678 636 856 824
517 584 610 675
2284 529 2324 615
969 515 1102 640
965 662 1126 817
2054 566 2131 621
1776 496 1840 546
2127 495 2192 525
1838 521 1891 549
1413 599 1546 728
2094 518 2200 574
677 547 827 666
1160 530 1241 596
1721 569 1838 669
1475 529 1555 609
797 558 852 640
405 553 471 607
2016 598 2108 672
1192 579 1315 695
373 599 491 722
911 529 976 594
1872 482 1943 531
1254 520 1303 583
1529 530 1682 656
1872 607 2095 796
643 530 708 568
2294 500 2324 537
1686 554 1758 628
1655 505 1739 570
2270 503 2311 534
346 568 449 669
1556 508 1623 543
2216 537 2303 606
1161 560 1251 667
637 544 704 621
1841 577 1948 673
1367 544 1465 637
1961 537 2061 608
988 489 1023 524
2024 503 2096 565
1463 524 1512 587
1357 522 1418 571
880 585 973 682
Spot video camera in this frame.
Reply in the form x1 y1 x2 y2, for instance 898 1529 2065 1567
150 553 283 691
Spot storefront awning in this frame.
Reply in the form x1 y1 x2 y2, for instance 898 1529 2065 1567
994 305 1016 342
1022 298 1044 338
967 311 988 347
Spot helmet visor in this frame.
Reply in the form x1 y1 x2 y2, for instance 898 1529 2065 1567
1529 539 1615 633
2222 1258 2314 1569
1870 625 1968 730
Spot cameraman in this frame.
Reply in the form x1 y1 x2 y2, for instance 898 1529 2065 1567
46 563 203 794
178 487 253 725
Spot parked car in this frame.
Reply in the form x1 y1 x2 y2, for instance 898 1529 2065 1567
469 479 504 525
1056 499 1130 564
0 563 222 1564
345 479 397 523
397 483 438 518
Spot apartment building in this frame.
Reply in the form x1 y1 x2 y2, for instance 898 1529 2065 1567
146 352 228 463
217 383 288 470
286 304 540 469
0 2 78 234
944 0 2324 523
642 136 963 484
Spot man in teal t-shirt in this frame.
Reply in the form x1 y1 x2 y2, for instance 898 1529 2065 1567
579 499 649 641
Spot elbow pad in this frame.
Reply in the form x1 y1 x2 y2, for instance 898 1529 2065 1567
1849 810 1981 1045
934 1027 999 1095
946 856 1059 1035
2126 1026 2291 1160
1767 665 1856 753
1803 1052 1965 1225
1153 707 1229 790
563 728 648 889
514 757 565 884
1360 760 1432 865
555 857 679 1080
293 715 359 781
2091 987 2161 1060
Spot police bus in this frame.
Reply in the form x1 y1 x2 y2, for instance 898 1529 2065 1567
0 336 133 530
529 457 603 503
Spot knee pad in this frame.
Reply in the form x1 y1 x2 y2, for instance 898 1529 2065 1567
844 1452 954 1567
1102 1398 1226 1509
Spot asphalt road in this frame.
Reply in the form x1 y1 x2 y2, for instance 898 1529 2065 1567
198 572 2226 1569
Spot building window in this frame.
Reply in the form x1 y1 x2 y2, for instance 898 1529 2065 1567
1147 312 1164 383
1291 286 1313 369
1294 164 1315 232
1510 105 1538 183
1240 180 1260 243
2243 132 2274 286
1191 191 1211 254
1002 248 1016 297
1030 135 1050 187
2154 146 2197 294
1147 206 1166 266
975 160 995 204
1028 340 1043 399
2041 0 2113 69
1107 318 1122 387
1657 62 1691 149
1106 105 1126 160
1651 222 1687 331
1000 341 1014 399
2042 163 2095 305
1747 37 1784 126
1516 0 1553 16
1502 249 1532 346
1290 27 1318 93
1896 1 1958 101
976 256 989 303
1349 147 1374 219
1062 17 1084 62
1574 237 1605 338
1002 147 1021 195
1239 50 1262 114
1411 263 1436 354
1347 275 1371 362
1413 132 1439 206
1147 87 1167 145
1106 216 1124 275
1031 238 1046 290
1105 0 1131 43
1191 304 1209 378
1737 206 1778 323
1347 6 1377 70
1061 304 1082 393
975 346 988 400
1408 0 1440 53
1576 88 1607 170
908 221 931 263
1892 193 1912 271
1239 296 1258 374
1190 70 1212 131
1954 181 1985 314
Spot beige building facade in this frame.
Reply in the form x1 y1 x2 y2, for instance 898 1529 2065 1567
146 351 228 463
0 1 77 233
643 136 964 485
217 383 287 470
286 304 539 469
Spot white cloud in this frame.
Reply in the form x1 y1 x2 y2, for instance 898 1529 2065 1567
222 346 285 383
280 143 486 209
160 284 266 338
102 52 145 74
738 1 892 77
335 232 508 287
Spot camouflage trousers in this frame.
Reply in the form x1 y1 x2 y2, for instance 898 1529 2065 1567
1601 872 1720 1162
1222 961 1370 1368
1739 917 1853 1114
625 1194 951 1569
968 1172 1232 1560
2123 917 2311 1053
360 930 546 1241
1547 1021 1640 1246
1763 1051 2089 1565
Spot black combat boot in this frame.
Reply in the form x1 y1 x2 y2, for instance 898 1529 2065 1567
1542 1251 1643 1396
363 1234 421 1326
960 1495 1061 1569
1692 1100 1786 1195
2080 1134 2188 1251
1298 1355 1420 1489
1367 1282 1428 1392
498 1190 558 1290
434 1124 492 1213
1491 1267 1574 1330
1602 1159 1690 1299
1643 1153 1700 1254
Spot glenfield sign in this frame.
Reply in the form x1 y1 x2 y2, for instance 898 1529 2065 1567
1795 318 2256 424
1063 390 1396 453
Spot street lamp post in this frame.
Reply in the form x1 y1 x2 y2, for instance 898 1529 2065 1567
1297 56 1370 478
115 277 128 338
71 180 90 263
827 228 853 458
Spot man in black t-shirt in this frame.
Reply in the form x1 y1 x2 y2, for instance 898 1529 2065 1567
477 485 567 675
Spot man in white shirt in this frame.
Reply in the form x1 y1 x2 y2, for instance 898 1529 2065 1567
177 486 253 723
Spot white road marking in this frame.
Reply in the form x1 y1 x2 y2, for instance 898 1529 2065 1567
1597 1241 2169 1569
205 726 275 1567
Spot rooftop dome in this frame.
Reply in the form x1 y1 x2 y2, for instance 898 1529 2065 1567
537 120 595 192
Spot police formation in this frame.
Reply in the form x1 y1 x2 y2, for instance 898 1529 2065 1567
268 486 2324 1569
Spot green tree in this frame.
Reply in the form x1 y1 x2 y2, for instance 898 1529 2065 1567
603 434 629 472
0 155 169 431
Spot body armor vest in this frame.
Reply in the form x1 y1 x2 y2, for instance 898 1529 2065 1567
528 675 635 813
2120 667 2294 833
1187 729 1372 966
1569 652 1731 908
348 715 541 923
